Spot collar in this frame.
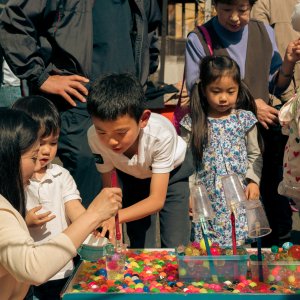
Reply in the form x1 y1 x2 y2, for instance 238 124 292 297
213 17 246 44
30 163 62 183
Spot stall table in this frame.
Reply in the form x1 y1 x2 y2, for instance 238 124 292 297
62 249 300 300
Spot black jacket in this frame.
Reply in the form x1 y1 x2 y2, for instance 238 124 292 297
0 0 161 91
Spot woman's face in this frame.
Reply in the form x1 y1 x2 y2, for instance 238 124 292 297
215 0 251 32
20 141 40 186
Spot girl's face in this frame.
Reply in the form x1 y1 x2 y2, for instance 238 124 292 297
21 141 40 186
215 0 251 32
204 75 239 118
35 132 59 173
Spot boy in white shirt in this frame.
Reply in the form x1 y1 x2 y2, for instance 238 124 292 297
87 73 194 248
13 96 86 300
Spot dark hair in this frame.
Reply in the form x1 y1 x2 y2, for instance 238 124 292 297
87 73 145 122
12 96 60 138
0 109 39 217
213 0 257 6
190 55 257 171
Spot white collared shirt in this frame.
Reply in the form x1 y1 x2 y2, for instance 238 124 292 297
25 163 81 280
88 113 187 178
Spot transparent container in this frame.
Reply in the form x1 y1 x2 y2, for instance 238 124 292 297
190 183 215 222
221 174 247 212
105 244 127 280
177 253 249 282
244 200 272 238
250 260 300 288
278 180 300 203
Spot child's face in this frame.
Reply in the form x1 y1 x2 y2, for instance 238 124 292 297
204 75 239 118
35 132 59 172
92 112 150 155
215 0 251 32
21 141 40 186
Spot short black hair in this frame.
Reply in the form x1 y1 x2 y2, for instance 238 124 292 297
87 73 145 123
12 95 60 138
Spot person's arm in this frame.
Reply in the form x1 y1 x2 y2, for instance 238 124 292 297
119 172 169 223
255 24 282 129
61 167 86 222
99 172 170 238
65 200 86 223
0 1 53 88
99 171 170 241
276 39 300 90
63 187 121 248
0 187 122 285
245 125 263 200
0 1 89 106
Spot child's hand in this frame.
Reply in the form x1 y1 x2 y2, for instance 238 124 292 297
92 229 103 238
25 205 56 227
245 181 260 200
98 217 121 243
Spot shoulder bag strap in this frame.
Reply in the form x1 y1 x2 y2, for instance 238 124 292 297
179 26 214 106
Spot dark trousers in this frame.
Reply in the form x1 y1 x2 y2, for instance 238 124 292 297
25 277 69 300
118 149 194 248
57 105 102 207
260 126 292 247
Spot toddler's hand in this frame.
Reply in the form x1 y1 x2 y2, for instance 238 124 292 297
245 181 260 200
25 205 56 227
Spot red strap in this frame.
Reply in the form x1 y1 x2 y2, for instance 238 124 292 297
198 26 213 56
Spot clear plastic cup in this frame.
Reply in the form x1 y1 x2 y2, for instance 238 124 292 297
244 200 272 238
105 244 127 280
190 183 215 222
221 174 247 211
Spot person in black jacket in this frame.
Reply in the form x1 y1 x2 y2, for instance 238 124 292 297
0 0 161 208
0 0 21 107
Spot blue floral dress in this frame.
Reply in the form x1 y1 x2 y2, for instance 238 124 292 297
181 110 258 246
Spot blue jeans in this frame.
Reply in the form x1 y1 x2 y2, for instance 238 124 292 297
0 85 21 107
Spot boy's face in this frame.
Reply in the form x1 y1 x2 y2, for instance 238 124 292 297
35 132 59 173
92 111 150 155
215 0 251 32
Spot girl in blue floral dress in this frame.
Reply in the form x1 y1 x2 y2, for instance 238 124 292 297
182 56 263 247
